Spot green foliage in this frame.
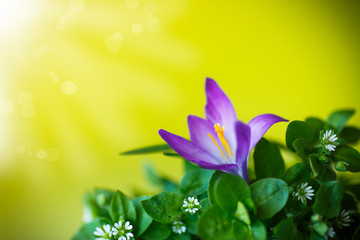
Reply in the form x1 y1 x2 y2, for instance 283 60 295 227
250 178 289 219
110 190 136 223
120 144 172 155
141 192 182 223
286 120 314 152
327 109 355 133
179 169 214 196
197 206 233 240
74 109 360 240
313 181 343 218
254 138 285 179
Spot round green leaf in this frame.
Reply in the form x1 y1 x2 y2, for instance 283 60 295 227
251 219 267 240
141 192 181 223
132 196 153 237
250 178 289 219
286 121 313 152
179 169 214 196
233 219 252 240
339 126 360 144
313 181 343 218
334 146 360 172
274 217 299 240
110 190 136 223
141 221 171 240
197 206 233 240
214 172 250 213
283 163 310 186
254 138 285 179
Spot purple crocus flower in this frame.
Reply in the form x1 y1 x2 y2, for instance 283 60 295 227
158 78 288 181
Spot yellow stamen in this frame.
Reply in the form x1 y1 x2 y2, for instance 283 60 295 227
208 133 225 161
208 123 234 162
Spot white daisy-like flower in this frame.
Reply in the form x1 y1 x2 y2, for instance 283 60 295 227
94 224 112 240
336 209 352 228
292 182 315 204
321 130 338 152
172 220 186 234
182 196 200 214
112 220 134 240
324 227 335 240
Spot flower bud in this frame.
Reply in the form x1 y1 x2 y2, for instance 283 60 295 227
335 161 348 172
318 155 329 164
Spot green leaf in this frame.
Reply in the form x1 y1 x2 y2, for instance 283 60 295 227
72 218 110 240
283 163 310 186
286 121 314 152
183 214 198 235
339 126 360 144
250 178 289 219
197 206 233 240
327 109 355 133
306 117 325 143
167 233 192 240
334 146 360 172
313 181 343 218
199 198 211 212
251 219 267 240
292 138 309 160
274 216 299 240
132 196 153 237
316 165 337 184
353 225 360 240
142 192 182 223
312 221 328 237
213 172 251 213
308 154 326 178
121 144 172 155
232 219 252 239
234 201 250 225
207 171 222 205
233 219 266 240
179 169 214 196
254 138 285 179
110 190 136 223
184 159 201 172
141 221 171 240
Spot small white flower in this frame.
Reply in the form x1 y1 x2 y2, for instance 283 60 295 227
321 130 338 152
336 209 352 228
182 196 200 214
93 224 112 240
112 220 134 240
172 220 186 234
324 227 335 239
292 182 315 204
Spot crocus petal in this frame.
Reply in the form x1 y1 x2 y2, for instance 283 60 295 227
187 115 225 161
204 78 237 150
159 129 237 171
234 121 251 179
247 114 288 150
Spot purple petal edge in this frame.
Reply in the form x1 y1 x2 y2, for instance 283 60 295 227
234 121 251 180
158 129 237 171
247 114 289 150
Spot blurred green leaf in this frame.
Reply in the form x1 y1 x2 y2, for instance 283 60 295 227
306 117 325 143
121 144 172 155
339 126 360 144
142 192 181 223
234 201 250 225
312 221 328 236
232 219 252 239
207 171 222 205
72 218 110 240
292 138 309 160
179 169 214 196
251 219 267 240
141 221 171 240
334 146 360 172
254 138 285 179
283 163 310 186
313 181 343 218
250 178 289 219
316 165 337 184
132 196 153 237
213 172 251 213
184 159 201 172
308 154 326 178
197 206 233 240
199 198 211 212
327 109 355 133
353 225 360 240
110 190 136 223
274 217 299 240
286 121 314 152
167 233 192 240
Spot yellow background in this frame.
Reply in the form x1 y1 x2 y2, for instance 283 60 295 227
0 0 359 239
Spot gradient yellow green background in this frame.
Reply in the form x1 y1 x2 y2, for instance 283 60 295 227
0 0 360 239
